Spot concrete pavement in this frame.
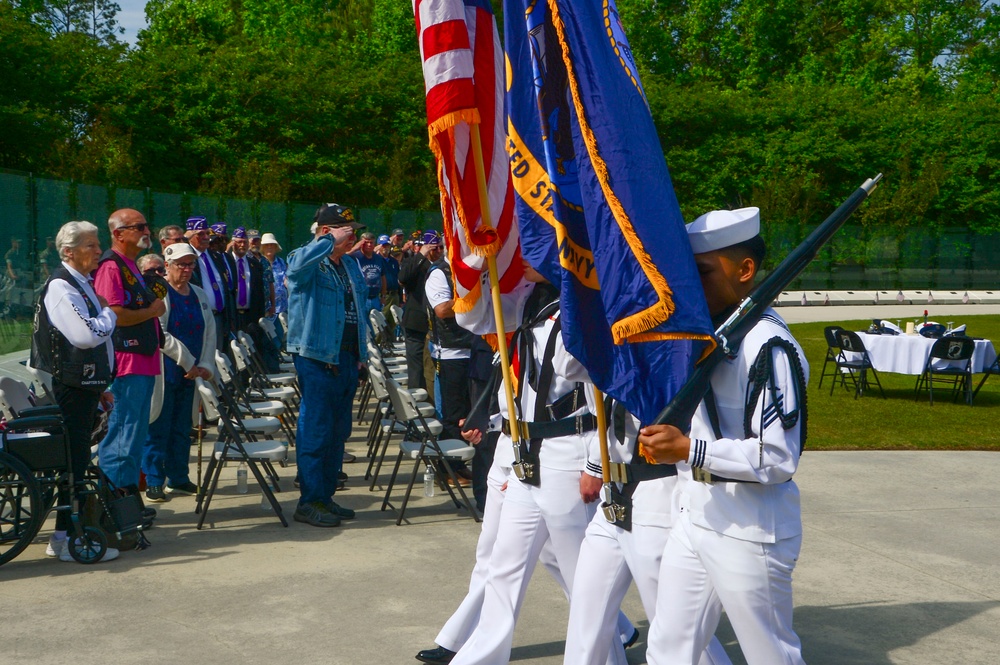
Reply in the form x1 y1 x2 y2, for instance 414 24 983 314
3 442 999 664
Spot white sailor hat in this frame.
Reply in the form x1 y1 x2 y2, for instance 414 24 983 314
686 207 760 254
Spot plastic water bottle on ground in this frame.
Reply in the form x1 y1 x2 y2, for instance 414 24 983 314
423 464 435 498
261 479 277 510
237 462 248 494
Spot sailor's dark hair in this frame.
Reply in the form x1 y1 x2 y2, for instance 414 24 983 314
720 235 767 270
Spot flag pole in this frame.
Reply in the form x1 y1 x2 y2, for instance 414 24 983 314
469 123 521 446
593 386 610 483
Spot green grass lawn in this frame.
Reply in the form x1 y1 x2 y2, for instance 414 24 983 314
789 316 999 450
0 319 32 356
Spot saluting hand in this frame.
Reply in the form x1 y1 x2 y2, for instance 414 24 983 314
637 424 691 465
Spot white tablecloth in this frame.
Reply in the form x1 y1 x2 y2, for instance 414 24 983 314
848 332 997 375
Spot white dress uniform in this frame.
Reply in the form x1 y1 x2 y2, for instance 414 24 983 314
451 299 621 665
432 284 633 657
564 398 732 665
645 308 809 665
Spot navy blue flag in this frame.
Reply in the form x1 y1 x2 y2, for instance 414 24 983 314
504 0 714 425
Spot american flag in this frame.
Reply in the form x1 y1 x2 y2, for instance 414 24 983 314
414 0 524 335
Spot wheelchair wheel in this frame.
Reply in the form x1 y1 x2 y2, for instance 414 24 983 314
0 451 44 566
67 526 107 564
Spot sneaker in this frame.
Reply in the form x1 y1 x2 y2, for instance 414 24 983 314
343 452 357 463
165 481 198 496
293 501 341 527
329 501 355 520
45 536 67 558
145 486 169 503
59 541 120 563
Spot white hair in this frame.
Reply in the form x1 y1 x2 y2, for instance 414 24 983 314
55 221 99 260
137 254 164 272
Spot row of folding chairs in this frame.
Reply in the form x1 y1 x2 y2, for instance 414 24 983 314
360 310 479 525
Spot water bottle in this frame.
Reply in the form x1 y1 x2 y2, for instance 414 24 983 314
423 464 435 498
261 479 276 510
237 462 248 494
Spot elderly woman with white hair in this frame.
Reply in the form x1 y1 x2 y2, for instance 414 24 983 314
141 242 215 502
29 220 119 563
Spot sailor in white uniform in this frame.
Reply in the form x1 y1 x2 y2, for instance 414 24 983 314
564 395 732 665
416 267 634 665
447 265 626 665
640 207 809 665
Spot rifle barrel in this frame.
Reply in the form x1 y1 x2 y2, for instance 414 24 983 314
653 174 883 430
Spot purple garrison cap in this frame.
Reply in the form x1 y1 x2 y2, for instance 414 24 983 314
209 223 228 237
232 227 248 239
186 217 208 231
421 230 442 246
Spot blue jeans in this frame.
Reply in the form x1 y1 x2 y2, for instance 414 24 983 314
99 373 155 489
142 379 196 487
294 352 358 507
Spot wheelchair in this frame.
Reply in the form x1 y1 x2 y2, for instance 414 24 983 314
0 407 145 566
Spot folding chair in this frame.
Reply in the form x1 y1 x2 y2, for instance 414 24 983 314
235 332 299 393
257 317 295 370
215 351 296 444
364 365 436 489
226 346 299 411
193 379 289 528
972 351 999 402
817 325 845 390
369 309 405 356
231 339 300 400
357 339 412 424
0 377 62 421
833 330 886 399
379 376 478 525
915 337 975 405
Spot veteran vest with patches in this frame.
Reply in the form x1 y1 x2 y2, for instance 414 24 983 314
31 267 114 392
98 249 163 356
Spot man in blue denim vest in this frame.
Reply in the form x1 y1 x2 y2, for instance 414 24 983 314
285 203 367 527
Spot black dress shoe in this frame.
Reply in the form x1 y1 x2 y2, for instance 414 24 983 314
623 627 640 649
415 645 456 663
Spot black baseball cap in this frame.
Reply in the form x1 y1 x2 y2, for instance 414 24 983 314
314 203 364 230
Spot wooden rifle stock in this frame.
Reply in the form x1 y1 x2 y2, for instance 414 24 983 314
653 174 883 430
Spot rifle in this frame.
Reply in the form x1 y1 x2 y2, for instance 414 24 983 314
654 174 883 430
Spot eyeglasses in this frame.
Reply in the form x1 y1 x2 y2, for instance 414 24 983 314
153 267 166 275
173 262 197 270
117 223 149 232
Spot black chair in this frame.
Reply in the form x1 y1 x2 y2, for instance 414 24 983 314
818 326 845 390
833 330 886 399
915 337 976 405
972 352 999 402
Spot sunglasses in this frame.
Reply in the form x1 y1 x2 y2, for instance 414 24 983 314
118 223 149 232
153 267 166 275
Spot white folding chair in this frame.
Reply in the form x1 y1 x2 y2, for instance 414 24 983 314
214 351 297 445
194 379 288 528
380 377 478 525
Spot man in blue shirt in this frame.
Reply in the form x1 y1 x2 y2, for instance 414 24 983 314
377 234 402 335
285 203 367 527
351 231 386 314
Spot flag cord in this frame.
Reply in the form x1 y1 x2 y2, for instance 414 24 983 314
471 122 522 445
